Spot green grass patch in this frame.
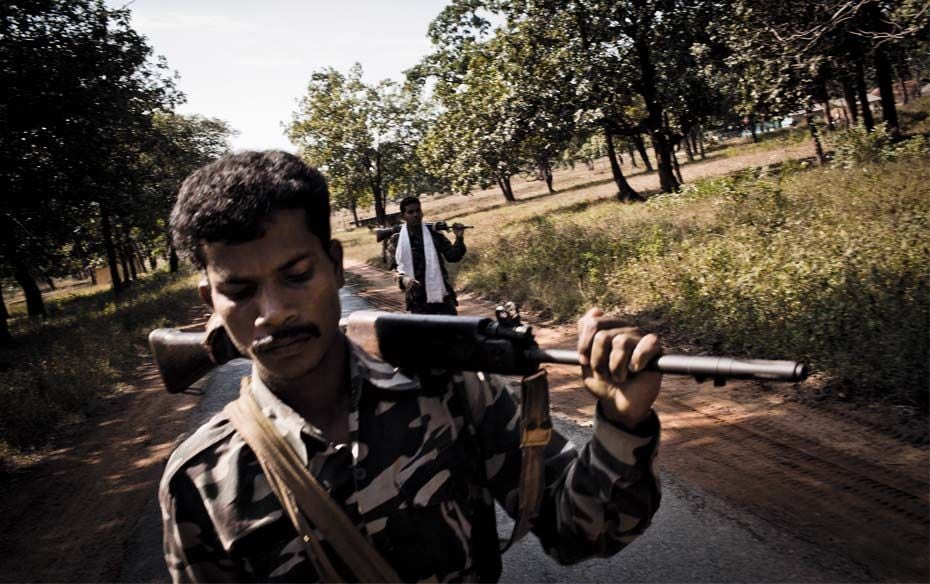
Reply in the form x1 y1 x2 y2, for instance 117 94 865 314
0 270 202 462
465 155 930 409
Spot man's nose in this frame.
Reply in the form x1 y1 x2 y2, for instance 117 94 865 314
254 285 297 330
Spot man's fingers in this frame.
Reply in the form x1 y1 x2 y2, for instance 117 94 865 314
578 309 627 363
577 307 604 366
589 330 615 381
630 333 662 372
608 334 638 384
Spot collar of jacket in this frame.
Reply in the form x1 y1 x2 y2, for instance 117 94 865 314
247 336 422 449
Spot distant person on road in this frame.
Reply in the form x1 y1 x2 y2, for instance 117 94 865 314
394 196 466 315
159 151 663 583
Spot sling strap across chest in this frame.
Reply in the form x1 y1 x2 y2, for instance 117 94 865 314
224 378 400 583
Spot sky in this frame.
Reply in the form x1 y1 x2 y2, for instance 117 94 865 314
109 0 448 152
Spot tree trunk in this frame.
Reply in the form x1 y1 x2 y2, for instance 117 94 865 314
627 143 638 168
350 202 360 227
539 159 554 193
43 272 56 291
873 45 899 133
821 101 835 131
125 246 138 281
604 128 643 202
168 245 180 273
119 246 132 284
671 147 684 183
13 261 44 318
651 135 680 193
133 243 148 273
0 286 14 347
149 254 157 270
100 207 123 292
633 134 653 171
805 103 827 166
496 173 516 202
372 186 386 225
90 268 97 285
748 116 758 143
897 63 909 104
683 133 694 162
854 58 875 131
0 216 46 317
698 126 706 159
843 78 859 125
116 226 133 283
634 25 678 193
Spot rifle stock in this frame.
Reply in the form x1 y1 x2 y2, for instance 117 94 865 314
148 329 214 393
149 310 808 393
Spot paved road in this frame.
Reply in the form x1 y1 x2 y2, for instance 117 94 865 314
122 286 868 583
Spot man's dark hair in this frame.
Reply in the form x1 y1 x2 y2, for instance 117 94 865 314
170 151 331 268
399 196 421 213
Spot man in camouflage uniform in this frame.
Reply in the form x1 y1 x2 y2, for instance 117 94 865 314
394 196 465 315
160 151 664 582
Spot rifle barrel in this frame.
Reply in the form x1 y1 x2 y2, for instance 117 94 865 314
527 348 807 382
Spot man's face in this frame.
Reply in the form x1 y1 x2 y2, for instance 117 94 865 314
200 208 344 384
402 202 423 228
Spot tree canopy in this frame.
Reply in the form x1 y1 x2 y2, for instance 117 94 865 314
1 0 233 338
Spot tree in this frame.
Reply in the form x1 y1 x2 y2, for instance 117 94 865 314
416 39 525 202
138 113 234 271
724 0 929 144
429 0 729 196
1 0 179 307
416 6 582 202
289 65 425 225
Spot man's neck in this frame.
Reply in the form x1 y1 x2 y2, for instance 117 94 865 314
259 334 352 440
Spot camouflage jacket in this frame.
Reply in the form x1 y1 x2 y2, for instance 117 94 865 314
392 226 465 310
159 340 661 583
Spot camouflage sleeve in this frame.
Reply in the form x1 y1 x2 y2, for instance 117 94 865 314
432 230 466 262
160 470 249 583
467 373 661 564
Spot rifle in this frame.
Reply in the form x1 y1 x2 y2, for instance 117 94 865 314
148 306 807 394
149 305 807 547
375 221 474 243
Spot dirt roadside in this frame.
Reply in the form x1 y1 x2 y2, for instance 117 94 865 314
0 263 925 583
0 306 211 583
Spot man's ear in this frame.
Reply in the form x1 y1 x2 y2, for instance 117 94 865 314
198 276 214 309
329 240 345 288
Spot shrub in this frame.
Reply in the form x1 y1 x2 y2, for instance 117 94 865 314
831 123 930 168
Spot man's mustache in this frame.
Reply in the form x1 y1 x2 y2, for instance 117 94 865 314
252 323 322 353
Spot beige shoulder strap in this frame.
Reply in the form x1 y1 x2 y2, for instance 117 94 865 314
224 378 400 583
461 370 551 551
502 369 550 550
